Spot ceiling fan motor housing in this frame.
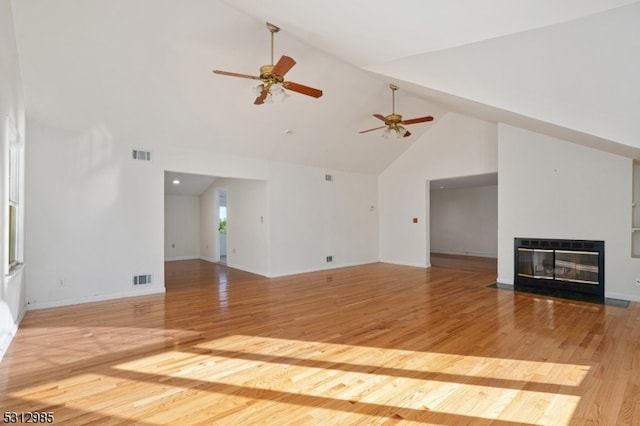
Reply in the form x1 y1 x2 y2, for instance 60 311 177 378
386 113 402 124
259 65 284 83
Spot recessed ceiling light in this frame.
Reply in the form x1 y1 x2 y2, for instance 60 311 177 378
172 179 180 185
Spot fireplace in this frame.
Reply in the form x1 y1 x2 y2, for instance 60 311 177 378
514 238 604 302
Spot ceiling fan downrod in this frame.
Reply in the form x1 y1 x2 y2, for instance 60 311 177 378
390 84 399 115
266 22 280 66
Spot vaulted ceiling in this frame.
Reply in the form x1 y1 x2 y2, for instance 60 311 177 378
10 0 640 179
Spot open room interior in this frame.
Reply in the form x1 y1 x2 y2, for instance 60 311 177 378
2 1 640 424
429 173 498 262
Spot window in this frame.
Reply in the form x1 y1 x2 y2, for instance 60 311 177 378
6 117 22 270
8 205 17 267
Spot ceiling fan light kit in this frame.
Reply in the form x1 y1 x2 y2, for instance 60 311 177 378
382 125 409 139
253 81 289 104
360 84 434 138
213 22 323 105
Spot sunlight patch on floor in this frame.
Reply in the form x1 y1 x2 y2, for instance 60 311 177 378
195 334 591 386
7 334 588 424
112 335 588 424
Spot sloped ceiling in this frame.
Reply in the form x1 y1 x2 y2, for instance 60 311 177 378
10 0 640 180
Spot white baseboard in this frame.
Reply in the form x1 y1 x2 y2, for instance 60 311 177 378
225 262 267 277
0 305 26 362
431 249 497 258
0 325 17 362
165 256 199 262
266 260 384 278
497 276 514 286
26 287 166 311
378 258 429 269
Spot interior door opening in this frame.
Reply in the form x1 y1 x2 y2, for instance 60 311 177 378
429 173 498 271
217 189 227 264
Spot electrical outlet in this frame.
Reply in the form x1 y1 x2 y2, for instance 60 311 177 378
326 256 333 262
58 279 66 287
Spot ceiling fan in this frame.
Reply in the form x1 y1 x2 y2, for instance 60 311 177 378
360 84 433 138
213 22 323 105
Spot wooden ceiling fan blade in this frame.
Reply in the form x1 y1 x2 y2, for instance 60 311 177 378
402 116 434 125
271 55 296 77
282 81 323 98
213 70 261 80
254 89 269 105
403 130 412 138
373 114 388 123
359 125 387 134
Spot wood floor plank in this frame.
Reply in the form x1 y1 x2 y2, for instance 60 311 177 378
1 255 639 424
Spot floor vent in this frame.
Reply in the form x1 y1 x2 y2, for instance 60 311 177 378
132 149 151 161
133 274 152 285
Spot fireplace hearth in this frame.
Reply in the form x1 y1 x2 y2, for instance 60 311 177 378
514 238 604 302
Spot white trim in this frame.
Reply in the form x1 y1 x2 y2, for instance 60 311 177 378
26 287 166 311
430 248 497 258
164 255 199 262
378 258 429 269
0 304 26 361
264 260 383 278
497 276 514 286
226 262 267 277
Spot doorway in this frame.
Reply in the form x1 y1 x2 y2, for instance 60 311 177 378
428 173 498 267
217 189 227 264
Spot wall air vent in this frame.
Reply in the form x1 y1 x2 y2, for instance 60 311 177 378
325 174 333 182
132 149 151 161
133 274 152 285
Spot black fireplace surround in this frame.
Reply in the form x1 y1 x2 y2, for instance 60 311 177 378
514 238 604 302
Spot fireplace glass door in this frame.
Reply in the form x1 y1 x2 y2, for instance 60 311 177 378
517 248 554 279
554 250 599 285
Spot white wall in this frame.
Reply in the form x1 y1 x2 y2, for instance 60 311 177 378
225 178 268 275
430 185 498 257
379 112 498 267
164 194 200 261
0 0 26 359
25 122 166 309
268 161 379 276
199 178 267 275
497 124 640 301
199 184 217 263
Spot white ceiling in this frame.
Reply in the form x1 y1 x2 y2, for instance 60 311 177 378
10 0 640 194
164 171 217 196
430 173 498 191
222 0 638 67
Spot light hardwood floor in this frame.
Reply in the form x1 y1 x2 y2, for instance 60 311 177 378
1 255 639 425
